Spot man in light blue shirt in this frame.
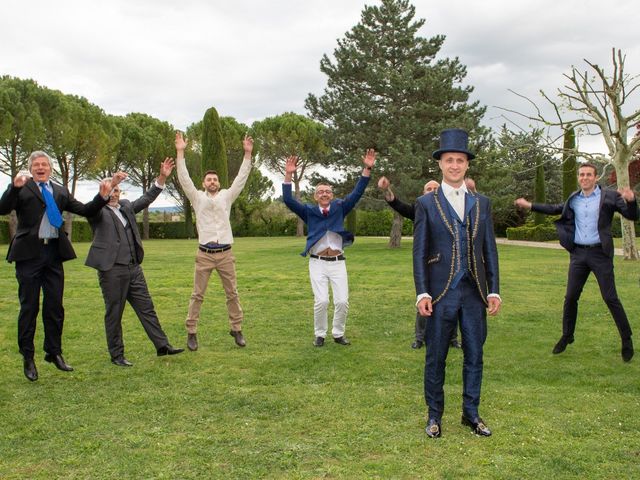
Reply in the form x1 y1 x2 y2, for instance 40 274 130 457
516 163 638 362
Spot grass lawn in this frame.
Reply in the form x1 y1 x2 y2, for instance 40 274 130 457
0 237 639 479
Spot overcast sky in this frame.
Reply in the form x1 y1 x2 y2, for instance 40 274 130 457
2 0 639 203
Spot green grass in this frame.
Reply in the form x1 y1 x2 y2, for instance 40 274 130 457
0 237 639 479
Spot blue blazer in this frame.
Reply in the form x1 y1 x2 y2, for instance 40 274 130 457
413 189 499 306
282 176 370 256
532 188 639 258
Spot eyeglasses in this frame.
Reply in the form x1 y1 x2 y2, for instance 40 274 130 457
316 189 333 195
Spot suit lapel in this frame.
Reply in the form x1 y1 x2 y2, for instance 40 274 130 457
464 192 476 219
27 179 45 203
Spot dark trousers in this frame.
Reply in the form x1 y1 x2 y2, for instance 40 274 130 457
563 246 632 340
15 243 65 359
424 277 487 420
415 313 458 342
98 263 169 359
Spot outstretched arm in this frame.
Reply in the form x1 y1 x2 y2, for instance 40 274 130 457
174 131 199 202
282 156 306 219
227 135 254 202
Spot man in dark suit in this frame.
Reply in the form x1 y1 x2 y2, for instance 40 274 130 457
515 163 638 362
85 159 183 366
413 129 501 438
0 151 119 381
282 150 375 346
377 177 462 350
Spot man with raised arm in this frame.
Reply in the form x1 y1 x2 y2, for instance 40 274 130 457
515 162 637 362
86 160 184 366
282 150 375 347
0 151 122 381
175 132 254 351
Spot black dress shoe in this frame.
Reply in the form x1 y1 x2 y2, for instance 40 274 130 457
229 330 246 347
333 336 351 345
461 415 492 436
313 336 325 347
23 358 38 382
111 357 133 367
425 418 441 438
449 339 462 349
622 337 634 362
552 335 574 354
411 340 424 349
44 353 74 372
187 333 198 351
157 345 185 356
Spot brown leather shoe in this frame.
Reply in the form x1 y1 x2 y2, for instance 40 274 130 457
230 330 246 347
187 333 198 351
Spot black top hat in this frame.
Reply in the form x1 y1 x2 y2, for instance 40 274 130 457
432 128 475 160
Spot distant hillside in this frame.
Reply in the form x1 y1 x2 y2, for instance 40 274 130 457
149 206 182 213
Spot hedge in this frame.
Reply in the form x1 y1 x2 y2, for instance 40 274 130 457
506 224 558 242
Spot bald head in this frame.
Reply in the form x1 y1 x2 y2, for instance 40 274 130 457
423 180 439 194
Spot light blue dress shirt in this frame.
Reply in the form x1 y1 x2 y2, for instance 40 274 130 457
570 185 601 245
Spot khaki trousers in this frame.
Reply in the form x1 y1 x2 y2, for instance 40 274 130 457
185 248 243 334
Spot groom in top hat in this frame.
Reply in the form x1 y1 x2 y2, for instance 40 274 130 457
413 128 501 438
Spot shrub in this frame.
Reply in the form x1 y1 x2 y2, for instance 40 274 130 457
506 224 558 242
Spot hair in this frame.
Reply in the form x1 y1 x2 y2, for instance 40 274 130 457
314 183 332 191
578 163 598 175
28 151 52 170
203 170 219 180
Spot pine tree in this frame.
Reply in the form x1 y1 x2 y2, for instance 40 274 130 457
306 0 486 247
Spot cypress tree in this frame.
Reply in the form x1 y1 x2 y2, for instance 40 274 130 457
562 127 577 200
201 107 228 188
534 161 546 225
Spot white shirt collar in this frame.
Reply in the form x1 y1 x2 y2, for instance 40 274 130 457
440 181 468 197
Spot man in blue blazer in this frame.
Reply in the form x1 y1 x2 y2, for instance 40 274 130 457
283 150 376 346
515 163 638 362
413 129 501 438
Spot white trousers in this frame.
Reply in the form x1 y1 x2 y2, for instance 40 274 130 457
308 258 349 338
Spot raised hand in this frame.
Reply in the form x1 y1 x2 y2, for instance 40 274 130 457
243 135 254 156
285 156 298 174
160 158 175 178
514 197 532 210
13 171 31 188
175 131 187 152
377 176 390 190
363 149 376 168
618 186 636 202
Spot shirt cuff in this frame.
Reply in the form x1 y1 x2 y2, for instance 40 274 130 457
487 293 502 302
416 293 432 306
154 180 166 189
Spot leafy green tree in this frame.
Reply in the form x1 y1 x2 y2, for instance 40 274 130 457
305 0 486 246
116 113 174 239
38 90 111 237
231 169 274 236
562 127 577 200
252 112 329 236
0 76 46 237
201 107 228 188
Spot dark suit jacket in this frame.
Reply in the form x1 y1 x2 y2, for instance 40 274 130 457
413 189 499 306
85 185 162 271
531 188 639 258
0 179 107 263
387 197 415 221
283 176 370 256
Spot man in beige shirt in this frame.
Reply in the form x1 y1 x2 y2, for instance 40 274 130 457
175 131 253 351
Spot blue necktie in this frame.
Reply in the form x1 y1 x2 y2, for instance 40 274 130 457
39 182 63 228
